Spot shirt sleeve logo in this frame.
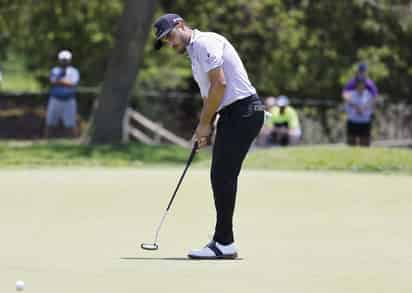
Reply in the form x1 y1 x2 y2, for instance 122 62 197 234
206 53 217 65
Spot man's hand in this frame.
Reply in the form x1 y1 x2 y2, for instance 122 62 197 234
56 79 75 87
342 91 352 102
194 123 212 148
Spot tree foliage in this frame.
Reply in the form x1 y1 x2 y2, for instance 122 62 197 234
1 0 123 84
1 0 412 100
153 0 412 100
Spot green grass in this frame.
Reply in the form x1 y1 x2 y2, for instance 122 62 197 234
0 71 41 91
1 169 411 293
0 140 209 167
244 146 412 174
0 140 412 174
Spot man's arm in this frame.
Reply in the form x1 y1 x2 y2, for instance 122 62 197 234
288 108 300 130
195 67 226 148
200 67 226 125
50 68 79 87
342 79 355 101
52 79 76 87
366 79 379 98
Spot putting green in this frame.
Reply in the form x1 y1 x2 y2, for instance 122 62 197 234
1 169 411 293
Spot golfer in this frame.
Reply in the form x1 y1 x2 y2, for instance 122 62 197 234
154 13 264 259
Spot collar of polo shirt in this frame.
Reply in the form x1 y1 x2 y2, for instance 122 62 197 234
187 29 200 48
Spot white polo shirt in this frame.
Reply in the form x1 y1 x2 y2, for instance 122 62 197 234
186 29 256 111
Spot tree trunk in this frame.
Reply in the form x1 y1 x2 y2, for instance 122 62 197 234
89 0 157 144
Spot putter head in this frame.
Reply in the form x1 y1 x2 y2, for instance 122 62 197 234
141 243 159 251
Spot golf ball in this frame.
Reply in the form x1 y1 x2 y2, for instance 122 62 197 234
16 280 24 291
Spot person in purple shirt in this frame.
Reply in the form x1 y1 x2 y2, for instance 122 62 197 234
343 76 375 146
342 62 379 99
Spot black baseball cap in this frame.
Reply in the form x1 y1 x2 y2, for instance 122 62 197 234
153 13 184 50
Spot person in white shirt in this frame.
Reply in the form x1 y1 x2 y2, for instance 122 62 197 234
45 50 80 138
343 76 375 146
154 13 264 259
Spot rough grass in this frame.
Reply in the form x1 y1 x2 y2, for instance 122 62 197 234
0 140 411 174
0 140 209 167
244 146 412 174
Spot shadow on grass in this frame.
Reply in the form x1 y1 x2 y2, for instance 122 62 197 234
120 257 244 261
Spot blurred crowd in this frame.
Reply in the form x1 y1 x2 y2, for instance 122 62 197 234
256 62 378 148
2 50 378 147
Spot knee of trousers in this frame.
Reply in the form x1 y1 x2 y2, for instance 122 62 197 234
211 170 238 190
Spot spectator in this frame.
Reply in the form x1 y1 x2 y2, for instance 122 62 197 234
45 50 80 138
343 76 375 146
265 96 277 109
255 96 277 146
342 62 378 100
268 96 301 146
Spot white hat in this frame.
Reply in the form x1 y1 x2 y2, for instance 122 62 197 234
277 95 289 107
58 50 72 60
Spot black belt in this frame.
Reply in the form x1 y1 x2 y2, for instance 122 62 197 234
218 94 264 115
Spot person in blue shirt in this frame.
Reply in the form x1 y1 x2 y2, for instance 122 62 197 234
45 50 80 138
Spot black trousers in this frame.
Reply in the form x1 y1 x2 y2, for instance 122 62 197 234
270 122 290 146
211 95 264 245
346 120 372 146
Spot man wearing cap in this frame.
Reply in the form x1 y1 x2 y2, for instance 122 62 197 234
268 96 301 146
45 50 80 138
343 76 375 146
153 13 264 259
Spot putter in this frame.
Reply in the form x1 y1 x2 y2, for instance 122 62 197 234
141 141 199 251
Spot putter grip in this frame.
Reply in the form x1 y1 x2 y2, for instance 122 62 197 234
186 141 198 165
193 141 199 152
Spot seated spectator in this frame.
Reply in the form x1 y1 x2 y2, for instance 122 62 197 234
255 96 277 146
265 96 277 110
268 96 301 146
343 76 375 146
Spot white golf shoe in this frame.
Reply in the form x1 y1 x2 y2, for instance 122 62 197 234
188 241 238 259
